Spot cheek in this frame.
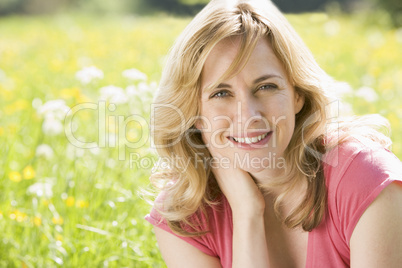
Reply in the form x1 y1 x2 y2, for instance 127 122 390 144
266 95 296 117
201 105 232 128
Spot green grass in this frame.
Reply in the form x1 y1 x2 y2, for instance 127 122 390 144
0 11 401 267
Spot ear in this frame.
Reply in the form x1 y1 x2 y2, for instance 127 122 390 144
294 89 305 114
194 119 203 130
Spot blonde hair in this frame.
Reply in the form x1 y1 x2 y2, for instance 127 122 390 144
150 0 391 235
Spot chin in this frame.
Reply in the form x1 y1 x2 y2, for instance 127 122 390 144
239 153 287 175
241 165 265 174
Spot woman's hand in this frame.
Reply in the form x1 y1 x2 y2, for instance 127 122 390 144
208 151 270 267
209 151 265 218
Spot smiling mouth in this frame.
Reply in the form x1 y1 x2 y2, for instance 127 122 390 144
230 132 271 145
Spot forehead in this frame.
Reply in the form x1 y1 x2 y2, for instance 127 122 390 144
201 36 288 90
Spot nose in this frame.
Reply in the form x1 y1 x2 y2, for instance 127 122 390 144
234 95 263 128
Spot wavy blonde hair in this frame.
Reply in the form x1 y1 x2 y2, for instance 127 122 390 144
150 0 391 236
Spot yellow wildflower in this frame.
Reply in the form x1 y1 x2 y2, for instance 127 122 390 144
56 234 63 242
76 92 92 103
60 87 80 100
378 77 394 92
4 100 29 114
23 165 35 180
9 124 17 135
60 87 91 104
66 196 75 207
127 129 137 142
52 217 64 225
14 99 29 111
4 104 14 115
0 86 13 100
9 171 22 182
76 200 89 208
33 216 42 227
11 210 28 222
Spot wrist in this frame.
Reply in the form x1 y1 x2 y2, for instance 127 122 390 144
232 208 265 221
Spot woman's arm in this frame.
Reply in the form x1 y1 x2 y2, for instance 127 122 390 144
232 210 269 267
154 226 222 267
153 170 270 268
211 159 270 267
350 181 402 267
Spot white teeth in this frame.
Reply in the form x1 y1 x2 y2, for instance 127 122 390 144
232 132 269 144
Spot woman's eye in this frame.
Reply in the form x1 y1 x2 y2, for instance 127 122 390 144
211 90 229 99
258 84 278 91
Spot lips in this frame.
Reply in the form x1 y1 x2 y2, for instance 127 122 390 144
232 132 269 144
228 131 272 148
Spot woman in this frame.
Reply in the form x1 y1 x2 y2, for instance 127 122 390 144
145 0 402 267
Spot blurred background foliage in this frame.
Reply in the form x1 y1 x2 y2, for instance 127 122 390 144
0 0 401 267
0 0 401 26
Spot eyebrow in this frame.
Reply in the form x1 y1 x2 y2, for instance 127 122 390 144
214 74 284 89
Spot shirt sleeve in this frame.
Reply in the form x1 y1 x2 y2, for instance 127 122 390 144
145 202 217 257
334 144 402 246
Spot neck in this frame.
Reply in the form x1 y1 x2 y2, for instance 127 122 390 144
249 166 286 196
250 167 308 219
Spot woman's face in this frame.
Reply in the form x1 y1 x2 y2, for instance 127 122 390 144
196 37 304 174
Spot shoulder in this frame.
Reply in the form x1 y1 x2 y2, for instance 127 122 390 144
323 137 402 191
322 137 402 243
145 193 232 256
349 178 402 266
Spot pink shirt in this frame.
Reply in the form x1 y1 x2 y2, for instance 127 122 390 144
145 139 402 267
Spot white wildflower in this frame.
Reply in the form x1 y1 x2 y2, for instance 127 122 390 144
355 86 378 102
36 100 70 136
328 81 353 99
324 20 340 36
137 82 150 93
75 66 104 84
53 257 63 265
37 99 70 121
108 201 116 209
89 147 100 155
122 68 147 81
339 102 354 116
66 143 85 160
367 31 385 48
116 197 125 202
36 144 54 159
106 158 116 168
99 85 127 104
27 179 54 198
150 81 158 89
0 69 6 81
42 117 64 136
126 85 137 97
361 74 375 87
32 98 42 109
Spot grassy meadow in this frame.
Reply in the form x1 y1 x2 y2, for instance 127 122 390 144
0 10 401 267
